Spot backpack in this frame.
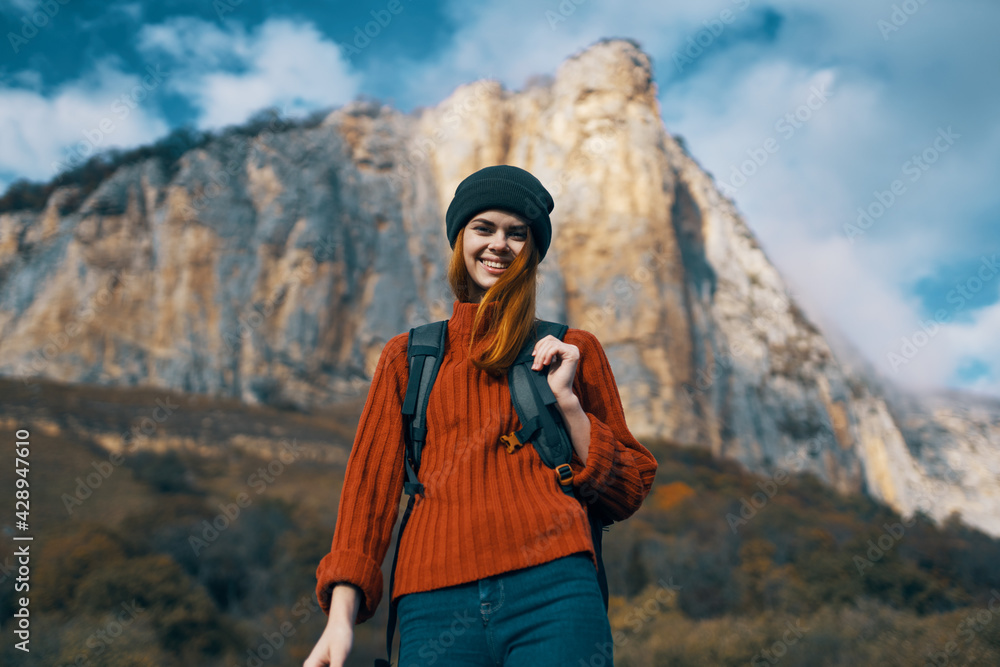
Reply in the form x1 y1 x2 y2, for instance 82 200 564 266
373 318 612 667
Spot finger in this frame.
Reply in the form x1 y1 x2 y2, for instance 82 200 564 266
539 343 564 367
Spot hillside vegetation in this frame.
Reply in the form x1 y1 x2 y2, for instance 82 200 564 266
1 377 999 666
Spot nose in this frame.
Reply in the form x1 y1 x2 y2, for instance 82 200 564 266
488 233 511 254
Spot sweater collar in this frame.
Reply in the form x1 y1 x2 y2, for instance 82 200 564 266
448 299 501 335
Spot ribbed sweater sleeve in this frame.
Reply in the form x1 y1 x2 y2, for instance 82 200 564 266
314 332 409 623
564 329 658 522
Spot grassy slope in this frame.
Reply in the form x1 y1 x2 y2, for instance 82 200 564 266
1 376 999 666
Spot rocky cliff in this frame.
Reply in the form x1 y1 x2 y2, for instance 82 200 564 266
1 39 996 534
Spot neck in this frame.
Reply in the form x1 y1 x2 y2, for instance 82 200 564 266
449 298 500 335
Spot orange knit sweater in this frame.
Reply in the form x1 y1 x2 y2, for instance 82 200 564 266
315 299 658 623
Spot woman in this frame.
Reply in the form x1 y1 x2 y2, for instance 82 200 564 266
305 165 658 667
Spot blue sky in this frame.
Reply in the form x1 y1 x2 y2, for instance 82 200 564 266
1 0 998 399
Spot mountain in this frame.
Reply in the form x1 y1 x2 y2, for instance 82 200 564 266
1 38 996 535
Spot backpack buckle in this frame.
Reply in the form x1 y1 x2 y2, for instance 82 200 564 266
555 463 574 487
500 433 524 454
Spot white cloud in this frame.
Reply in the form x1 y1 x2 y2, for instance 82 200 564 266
774 230 999 398
0 15 363 189
7 69 43 89
0 56 171 183
136 17 362 130
390 0 741 108
137 16 252 70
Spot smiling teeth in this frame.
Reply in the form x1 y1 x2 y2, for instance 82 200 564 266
482 260 508 269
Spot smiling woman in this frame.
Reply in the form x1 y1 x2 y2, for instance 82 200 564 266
305 164 657 667
441 165 554 375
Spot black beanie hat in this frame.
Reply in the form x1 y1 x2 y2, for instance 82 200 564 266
445 165 555 260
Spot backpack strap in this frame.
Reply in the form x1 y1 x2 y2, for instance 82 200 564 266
399 320 448 495
503 321 574 494
375 320 447 667
504 320 610 612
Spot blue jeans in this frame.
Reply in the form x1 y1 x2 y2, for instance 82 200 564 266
396 552 614 667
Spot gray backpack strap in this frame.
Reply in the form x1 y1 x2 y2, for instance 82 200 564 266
400 320 448 495
503 319 611 612
377 320 447 667
503 321 575 494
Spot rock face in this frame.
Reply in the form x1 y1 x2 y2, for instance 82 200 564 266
1 39 997 534
877 388 1000 533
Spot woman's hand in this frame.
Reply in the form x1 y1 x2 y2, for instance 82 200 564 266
531 335 580 400
303 619 354 667
304 584 360 667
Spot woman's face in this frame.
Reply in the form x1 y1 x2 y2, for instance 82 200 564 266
462 209 529 302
